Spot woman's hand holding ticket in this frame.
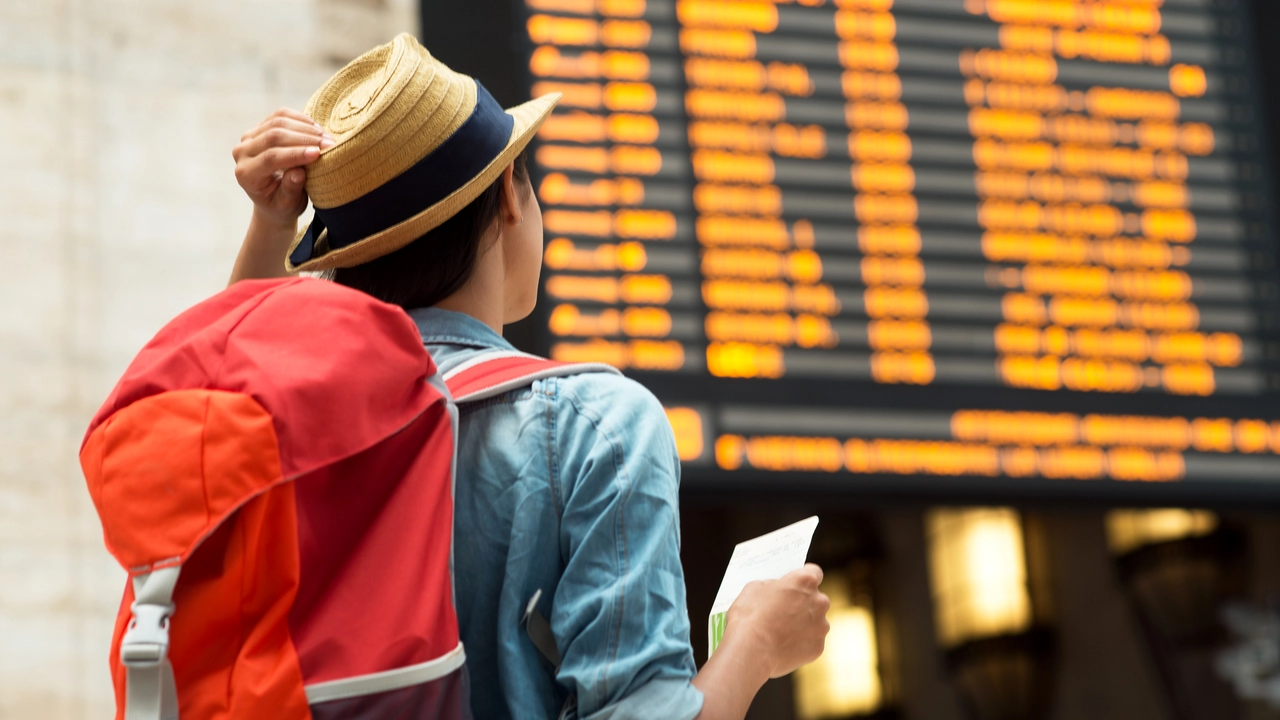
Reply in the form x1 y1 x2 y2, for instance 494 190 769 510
692 563 830 720
728 563 831 678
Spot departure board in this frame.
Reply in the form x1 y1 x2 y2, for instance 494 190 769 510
517 0 1280 495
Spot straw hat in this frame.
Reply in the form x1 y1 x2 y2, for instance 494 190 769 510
286 33 560 272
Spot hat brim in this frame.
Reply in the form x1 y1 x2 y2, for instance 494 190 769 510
285 92 561 273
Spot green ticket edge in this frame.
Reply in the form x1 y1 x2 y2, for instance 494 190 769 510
708 611 728 657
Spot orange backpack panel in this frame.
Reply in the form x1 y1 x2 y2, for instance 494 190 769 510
84 389 310 719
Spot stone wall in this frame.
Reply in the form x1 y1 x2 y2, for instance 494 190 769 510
0 1 416 715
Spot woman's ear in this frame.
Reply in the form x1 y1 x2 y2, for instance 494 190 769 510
498 162 522 226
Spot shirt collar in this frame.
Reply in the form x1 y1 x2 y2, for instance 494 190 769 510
409 306 516 351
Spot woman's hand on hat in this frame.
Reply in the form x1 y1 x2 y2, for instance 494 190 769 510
228 108 334 284
232 107 334 230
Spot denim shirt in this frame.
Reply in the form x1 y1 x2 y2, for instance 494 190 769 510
411 308 705 720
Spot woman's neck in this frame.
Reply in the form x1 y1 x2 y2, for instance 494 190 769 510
434 235 507 334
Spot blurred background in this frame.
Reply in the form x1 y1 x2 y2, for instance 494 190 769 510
9 0 1280 719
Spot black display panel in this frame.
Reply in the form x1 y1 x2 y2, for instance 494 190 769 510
440 0 1280 499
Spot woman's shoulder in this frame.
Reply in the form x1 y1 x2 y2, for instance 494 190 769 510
550 369 667 430
550 370 681 489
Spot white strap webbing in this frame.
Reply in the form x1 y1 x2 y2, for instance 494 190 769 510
303 641 467 704
122 566 181 720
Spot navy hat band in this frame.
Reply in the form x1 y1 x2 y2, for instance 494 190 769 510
291 81 516 267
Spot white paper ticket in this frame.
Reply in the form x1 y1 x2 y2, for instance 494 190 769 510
707 516 819 658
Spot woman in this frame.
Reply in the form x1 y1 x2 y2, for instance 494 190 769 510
228 34 829 720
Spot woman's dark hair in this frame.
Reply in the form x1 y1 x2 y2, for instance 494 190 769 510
332 151 530 310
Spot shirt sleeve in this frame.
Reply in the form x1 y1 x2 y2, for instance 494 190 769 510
549 373 705 720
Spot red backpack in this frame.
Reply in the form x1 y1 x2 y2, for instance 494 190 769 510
80 277 616 720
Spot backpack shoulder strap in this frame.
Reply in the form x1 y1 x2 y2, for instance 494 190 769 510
443 351 621 403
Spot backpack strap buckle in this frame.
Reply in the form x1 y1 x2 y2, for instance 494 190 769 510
121 566 182 720
121 602 174 668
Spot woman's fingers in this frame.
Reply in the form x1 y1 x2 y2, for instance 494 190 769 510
271 106 320 127
241 108 323 140
235 145 321 192
257 145 321 173
247 117 326 144
232 106 331 207
784 564 823 589
235 128 331 163
229 109 319 232
274 168 310 211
